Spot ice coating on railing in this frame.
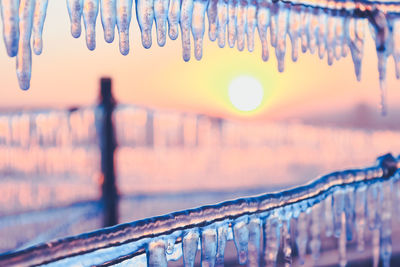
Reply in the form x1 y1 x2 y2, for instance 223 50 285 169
1 154 398 267
1 1 400 105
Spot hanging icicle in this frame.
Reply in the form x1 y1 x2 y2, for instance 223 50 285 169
0 0 399 109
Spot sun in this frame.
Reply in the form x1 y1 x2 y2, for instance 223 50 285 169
228 76 264 112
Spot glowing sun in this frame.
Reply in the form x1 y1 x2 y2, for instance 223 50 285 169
228 76 264 112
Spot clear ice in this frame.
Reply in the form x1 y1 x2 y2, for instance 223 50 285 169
0 0 399 109
0 154 399 267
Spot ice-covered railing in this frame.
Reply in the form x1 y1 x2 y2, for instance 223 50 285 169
0 153 399 267
0 1 400 110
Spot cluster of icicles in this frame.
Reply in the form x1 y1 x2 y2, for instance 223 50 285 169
0 1 400 108
0 154 399 267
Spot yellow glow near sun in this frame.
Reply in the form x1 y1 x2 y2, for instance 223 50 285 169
228 76 264 112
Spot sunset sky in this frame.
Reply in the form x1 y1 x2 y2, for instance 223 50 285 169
0 1 400 120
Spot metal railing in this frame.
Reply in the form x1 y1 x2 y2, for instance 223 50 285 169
0 154 398 266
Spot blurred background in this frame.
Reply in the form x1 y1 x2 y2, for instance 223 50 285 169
1 0 400 259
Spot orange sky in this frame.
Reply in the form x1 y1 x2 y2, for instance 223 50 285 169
0 1 400 120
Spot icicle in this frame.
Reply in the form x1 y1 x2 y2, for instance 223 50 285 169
0 0 20 57
317 11 327 60
393 20 400 79
292 202 302 219
116 0 133 55
333 189 345 238
355 185 367 252
256 0 269 61
147 240 168 267
307 9 318 54
310 203 321 261
154 0 168 46
338 212 347 267
324 194 334 237
372 228 380 267
183 230 200 267
16 0 35 90
263 215 281 266
201 228 217 267
288 6 301 62
281 219 292 267
275 4 288 72
367 183 382 267
344 187 355 241
380 180 393 267
100 0 116 43
233 219 249 265
379 71 387 116
367 183 382 231
300 7 310 53
334 16 344 61
269 3 278 48
215 225 228 266
395 177 400 222
235 0 247 51
341 17 350 58
167 0 180 40
245 0 256 52
191 0 207 60
207 0 218 42
82 0 99 51
180 0 193 61
216 0 228 48
295 212 307 265
248 218 261 267
67 0 84 38
348 18 365 82
370 12 390 78
32 0 48 55
166 237 177 255
166 238 183 261
368 11 390 115
136 0 154 49
326 14 336 66
227 0 237 48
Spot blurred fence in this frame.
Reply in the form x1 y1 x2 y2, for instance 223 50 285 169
1 79 400 255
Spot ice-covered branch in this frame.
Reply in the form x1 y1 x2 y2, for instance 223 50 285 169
0 0 400 110
0 153 398 266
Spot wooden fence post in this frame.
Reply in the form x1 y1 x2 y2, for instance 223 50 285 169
99 78 118 227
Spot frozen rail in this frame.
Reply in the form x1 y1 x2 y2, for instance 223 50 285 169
0 153 399 267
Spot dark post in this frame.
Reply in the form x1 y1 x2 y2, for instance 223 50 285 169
99 78 118 227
